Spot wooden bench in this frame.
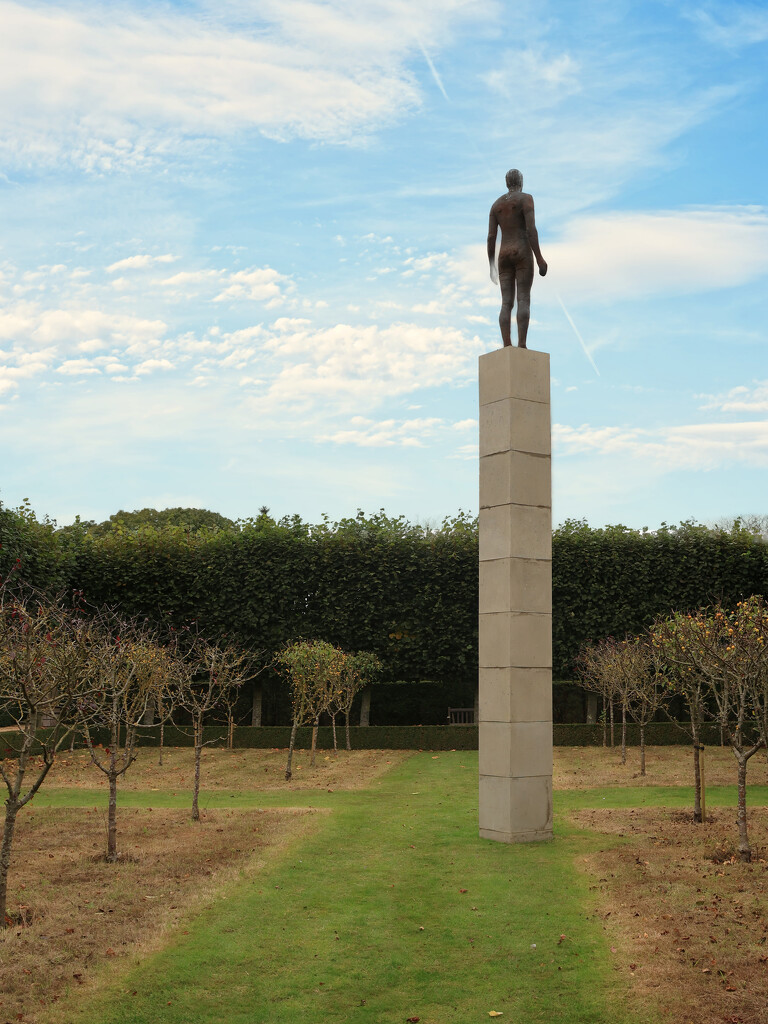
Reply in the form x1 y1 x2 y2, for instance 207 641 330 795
447 707 476 725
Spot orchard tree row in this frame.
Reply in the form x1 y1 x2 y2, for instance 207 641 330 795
578 596 768 861
0 583 379 927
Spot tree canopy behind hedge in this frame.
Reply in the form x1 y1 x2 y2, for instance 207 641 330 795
1 502 766 682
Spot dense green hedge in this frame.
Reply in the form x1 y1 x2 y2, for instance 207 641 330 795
552 520 768 675
66 512 479 690
2 507 767 721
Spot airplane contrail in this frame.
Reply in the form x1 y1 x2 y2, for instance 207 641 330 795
556 292 600 377
417 39 450 101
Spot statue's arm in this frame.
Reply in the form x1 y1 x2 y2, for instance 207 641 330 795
487 208 499 285
523 198 547 276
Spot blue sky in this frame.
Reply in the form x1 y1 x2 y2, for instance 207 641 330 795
1 0 766 529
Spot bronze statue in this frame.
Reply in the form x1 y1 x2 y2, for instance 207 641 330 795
487 169 547 348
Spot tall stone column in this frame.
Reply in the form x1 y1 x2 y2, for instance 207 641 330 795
478 346 553 843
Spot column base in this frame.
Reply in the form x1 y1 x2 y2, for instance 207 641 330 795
479 827 554 844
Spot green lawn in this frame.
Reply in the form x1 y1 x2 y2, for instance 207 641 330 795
37 752 705 1024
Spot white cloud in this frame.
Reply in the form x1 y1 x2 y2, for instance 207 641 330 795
161 270 222 288
259 321 483 413
0 354 50 392
135 358 174 375
318 416 444 448
160 265 292 306
542 207 768 302
0 0 490 169
57 358 101 376
213 267 290 306
698 381 768 413
107 253 175 273
555 419 768 470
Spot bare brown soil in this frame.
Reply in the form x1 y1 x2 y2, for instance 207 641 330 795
35 746 412 792
571 804 768 1024
554 743 768 790
0 804 320 1024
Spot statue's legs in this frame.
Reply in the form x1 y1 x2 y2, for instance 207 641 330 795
499 272 515 348
515 262 534 349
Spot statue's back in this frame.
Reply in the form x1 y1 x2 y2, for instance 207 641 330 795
493 191 531 242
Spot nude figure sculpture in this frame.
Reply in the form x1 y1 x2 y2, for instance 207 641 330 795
487 169 547 348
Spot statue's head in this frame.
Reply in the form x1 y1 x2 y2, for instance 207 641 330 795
505 168 523 191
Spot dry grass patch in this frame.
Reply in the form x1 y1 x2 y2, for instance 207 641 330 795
571 804 768 1024
555 744 768 790
38 746 413 792
0 803 320 1024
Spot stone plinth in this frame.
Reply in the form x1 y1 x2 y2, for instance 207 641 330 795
478 346 553 843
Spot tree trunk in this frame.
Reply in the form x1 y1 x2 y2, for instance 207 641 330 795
158 718 164 767
331 714 337 753
310 715 319 767
192 718 202 822
609 700 615 747
0 801 19 927
691 720 702 823
345 710 351 751
107 772 118 862
618 700 626 765
602 696 607 747
285 720 298 780
639 724 646 776
251 683 263 727
227 713 234 750
586 694 597 724
735 753 751 862
359 686 371 727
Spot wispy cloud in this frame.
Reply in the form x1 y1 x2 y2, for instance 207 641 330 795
0 0 490 171
687 3 768 47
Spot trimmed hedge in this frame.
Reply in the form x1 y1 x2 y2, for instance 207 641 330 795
130 724 482 751
0 722 730 756
552 721 723 746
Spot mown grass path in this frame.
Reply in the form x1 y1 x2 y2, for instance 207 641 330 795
40 753 666 1024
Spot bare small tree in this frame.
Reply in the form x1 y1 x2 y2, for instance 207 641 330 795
578 636 668 775
655 601 768 861
175 638 250 821
80 613 174 862
624 636 670 777
576 638 629 759
335 651 382 751
652 612 712 822
0 589 88 926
